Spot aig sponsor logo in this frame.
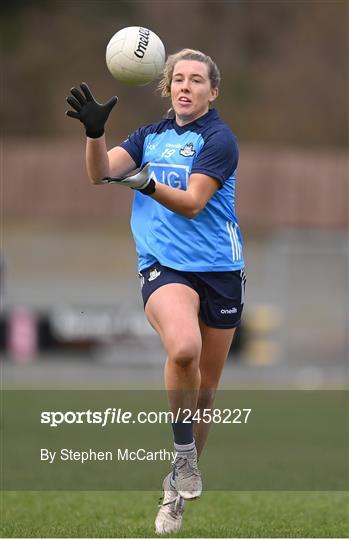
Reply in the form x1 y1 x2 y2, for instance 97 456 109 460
149 163 190 189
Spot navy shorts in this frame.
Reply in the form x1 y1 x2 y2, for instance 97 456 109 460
139 262 246 329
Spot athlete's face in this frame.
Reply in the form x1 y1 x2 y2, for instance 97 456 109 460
170 60 218 126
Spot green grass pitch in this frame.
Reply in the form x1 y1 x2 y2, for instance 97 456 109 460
1 491 348 537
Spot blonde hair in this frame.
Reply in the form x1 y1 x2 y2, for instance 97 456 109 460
158 48 221 97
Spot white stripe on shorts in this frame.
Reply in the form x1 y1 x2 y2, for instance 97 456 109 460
240 269 246 304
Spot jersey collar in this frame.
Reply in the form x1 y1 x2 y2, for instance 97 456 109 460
174 108 219 129
195 108 219 126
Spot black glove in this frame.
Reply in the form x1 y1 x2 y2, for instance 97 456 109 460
66 82 118 138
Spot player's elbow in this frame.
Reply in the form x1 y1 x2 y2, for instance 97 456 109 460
179 193 203 219
183 204 202 219
89 174 104 185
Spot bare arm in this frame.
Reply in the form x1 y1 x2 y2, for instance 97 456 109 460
150 174 220 219
86 137 136 184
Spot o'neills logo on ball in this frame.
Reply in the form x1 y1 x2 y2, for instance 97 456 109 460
134 27 150 58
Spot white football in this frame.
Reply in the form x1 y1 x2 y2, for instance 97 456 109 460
106 26 166 85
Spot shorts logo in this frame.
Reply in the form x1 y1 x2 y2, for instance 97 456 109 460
220 307 238 314
148 268 161 282
179 143 196 157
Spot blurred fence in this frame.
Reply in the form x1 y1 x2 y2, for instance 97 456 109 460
4 140 348 228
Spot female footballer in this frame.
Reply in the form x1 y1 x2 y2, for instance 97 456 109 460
66 48 245 535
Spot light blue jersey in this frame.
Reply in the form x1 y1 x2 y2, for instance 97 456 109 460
120 109 244 272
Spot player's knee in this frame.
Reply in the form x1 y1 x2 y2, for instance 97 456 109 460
169 340 200 369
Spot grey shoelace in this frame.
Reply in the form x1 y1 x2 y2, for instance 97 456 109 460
174 453 200 478
158 494 184 515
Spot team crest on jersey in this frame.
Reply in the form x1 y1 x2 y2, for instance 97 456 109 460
179 143 196 157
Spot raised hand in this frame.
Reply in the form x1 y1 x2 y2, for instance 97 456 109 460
66 83 118 138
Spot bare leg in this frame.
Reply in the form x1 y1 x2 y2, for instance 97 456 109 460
146 286 236 455
145 283 202 416
194 319 236 457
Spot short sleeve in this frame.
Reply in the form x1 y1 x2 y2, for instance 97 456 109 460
119 126 147 168
191 129 239 186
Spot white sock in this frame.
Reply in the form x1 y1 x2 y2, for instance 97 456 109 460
174 441 195 453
